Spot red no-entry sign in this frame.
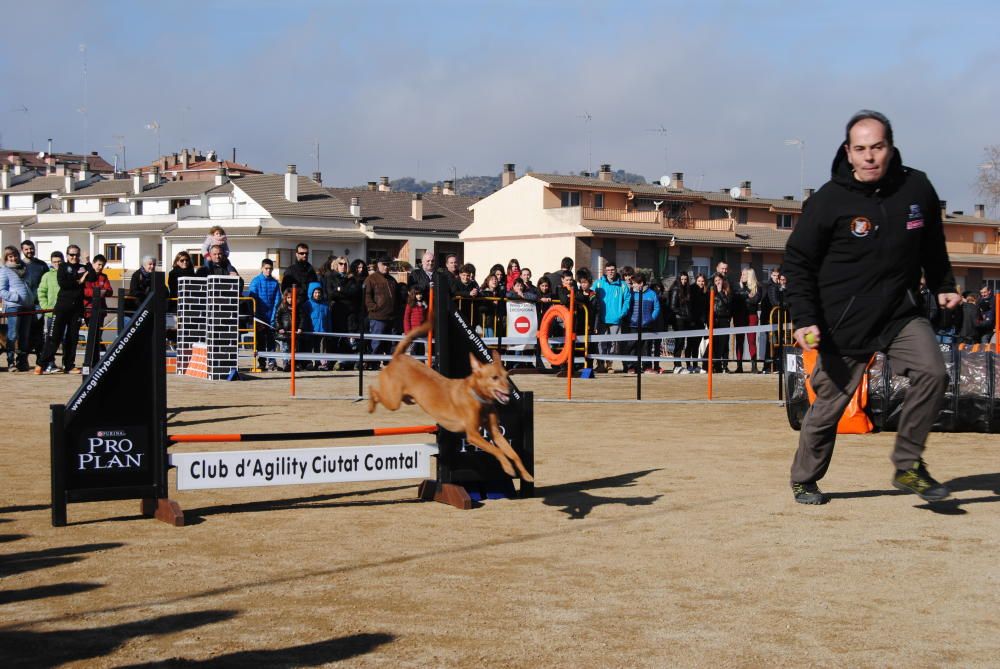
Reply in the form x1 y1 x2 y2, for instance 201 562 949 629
514 316 531 334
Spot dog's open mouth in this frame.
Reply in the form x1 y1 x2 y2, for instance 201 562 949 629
493 389 510 405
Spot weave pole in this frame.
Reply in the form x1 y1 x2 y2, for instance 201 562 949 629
708 288 715 401
291 285 297 397
567 288 574 400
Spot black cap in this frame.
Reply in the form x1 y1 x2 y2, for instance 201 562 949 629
376 255 391 265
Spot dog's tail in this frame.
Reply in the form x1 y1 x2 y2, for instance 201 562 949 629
393 321 431 357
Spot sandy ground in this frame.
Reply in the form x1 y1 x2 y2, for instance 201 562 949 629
1 369 999 668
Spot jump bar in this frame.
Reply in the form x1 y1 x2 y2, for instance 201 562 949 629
169 425 438 444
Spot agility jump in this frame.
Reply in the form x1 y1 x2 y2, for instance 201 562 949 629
50 271 534 527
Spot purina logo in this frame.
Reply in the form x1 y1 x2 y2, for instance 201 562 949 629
96 430 126 438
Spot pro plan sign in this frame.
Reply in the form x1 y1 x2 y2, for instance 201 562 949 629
170 444 438 490
69 425 152 486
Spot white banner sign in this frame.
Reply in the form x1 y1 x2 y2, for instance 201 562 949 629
170 443 438 490
506 301 537 350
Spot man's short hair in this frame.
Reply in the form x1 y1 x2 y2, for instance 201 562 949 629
93 254 107 264
561 256 574 270
21 239 35 250
261 258 274 268
376 255 390 265
209 244 224 254
560 270 574 281
296 242 310 252
459 263 475 275
633 271 648 285
67 244 81 254
845 109 894 146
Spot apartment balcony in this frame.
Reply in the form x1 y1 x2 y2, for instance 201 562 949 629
947 240 1000 255
581 206 735 231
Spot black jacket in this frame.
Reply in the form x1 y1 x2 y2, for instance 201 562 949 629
783 145 955 355
281 260 318 298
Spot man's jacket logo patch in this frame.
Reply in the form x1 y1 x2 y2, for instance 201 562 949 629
850 216 872 238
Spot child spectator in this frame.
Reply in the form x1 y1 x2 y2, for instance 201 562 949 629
83 254 113 323
479 274 503 338
37 251 63 371
506 258 521 292
403 286 428 354
306 281 330 370
200 225 230 259
272 288 305 372
248 258 281 371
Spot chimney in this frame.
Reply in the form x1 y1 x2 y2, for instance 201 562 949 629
783 195 794 200
46 157 56 175
133 169 143 194
64 172 75 194
285 164 298 202
312 171 322 185
740 180 752 198
431 184 441 195
1 164 9 190
181 148 190 169
975 204 986 218
148 166 159 184
672 172 684 189
443 180 455 196
378 176 391 192
502 163 516 187
803 187 814 200
939 200 947 218
720 188 729 194
214 167 228 186
78 160 89 182
169 153 178 168
411 192 423 220
598 164 612 181
367 181 377 191
350 196 361 218
12 156 24 176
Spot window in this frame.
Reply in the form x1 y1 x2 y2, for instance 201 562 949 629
103 244 124 262
690 257 710 279
267 248 291 269
973 231 987 244
134 200 143 215
709 206 730 220
593 193 604 209
777 214 794 229
560 191 581 207
1 195 8 209
157 243 162 263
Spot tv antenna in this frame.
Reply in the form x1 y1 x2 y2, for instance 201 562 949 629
309 138 320 173
11 104 33 150
106 134 127 173
645 124 669 173
145 121 161 158
576 111 593 174
784 138 805 195
79 44 89 156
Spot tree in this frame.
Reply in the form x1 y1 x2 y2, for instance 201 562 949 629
977 145 1000 218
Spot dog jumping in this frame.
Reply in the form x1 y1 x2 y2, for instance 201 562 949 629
367 322 533 482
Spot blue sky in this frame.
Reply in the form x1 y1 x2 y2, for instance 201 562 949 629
2 0 998 210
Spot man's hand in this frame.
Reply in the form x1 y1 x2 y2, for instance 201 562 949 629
794 325 821 351
938 292 962 310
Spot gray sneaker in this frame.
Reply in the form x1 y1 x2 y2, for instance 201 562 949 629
792 482 827 505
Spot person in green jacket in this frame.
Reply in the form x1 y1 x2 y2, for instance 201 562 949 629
36 251 63 372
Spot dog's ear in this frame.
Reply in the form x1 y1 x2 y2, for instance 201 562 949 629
468 353 482 371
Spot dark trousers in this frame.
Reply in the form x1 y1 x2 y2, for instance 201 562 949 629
791 318 947 484
38 305 82 371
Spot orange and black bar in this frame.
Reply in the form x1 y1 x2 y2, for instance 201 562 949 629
169 425 438 444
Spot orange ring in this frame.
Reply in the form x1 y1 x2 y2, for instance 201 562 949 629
538 305 572 366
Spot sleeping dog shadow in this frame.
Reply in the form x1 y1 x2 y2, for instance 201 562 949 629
539 469 662 519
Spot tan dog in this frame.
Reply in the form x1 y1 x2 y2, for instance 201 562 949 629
368 322 533 481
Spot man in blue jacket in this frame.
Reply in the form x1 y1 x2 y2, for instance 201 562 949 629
592 261 631 373
784 110 961 505
248 258 280 371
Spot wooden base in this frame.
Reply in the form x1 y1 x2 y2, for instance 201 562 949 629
417 480 472 510
141 497 185 526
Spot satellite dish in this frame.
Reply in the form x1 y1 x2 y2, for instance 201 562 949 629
37 151 45 159
659 175 671 187
729 186 742 199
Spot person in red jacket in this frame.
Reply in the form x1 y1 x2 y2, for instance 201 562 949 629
83 254 113 322
402 286 428 355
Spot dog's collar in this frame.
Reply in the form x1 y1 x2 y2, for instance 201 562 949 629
468 387 492 405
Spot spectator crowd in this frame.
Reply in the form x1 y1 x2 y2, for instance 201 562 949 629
4 229 995 376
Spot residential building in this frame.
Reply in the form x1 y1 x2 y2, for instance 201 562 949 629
140 147 263 182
